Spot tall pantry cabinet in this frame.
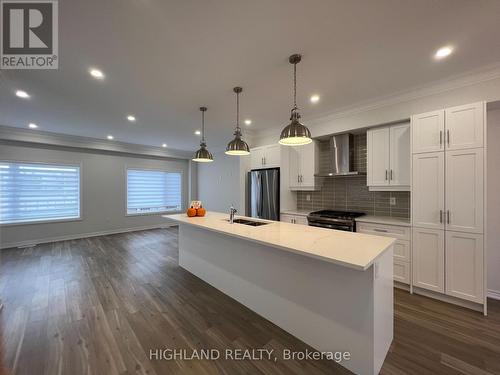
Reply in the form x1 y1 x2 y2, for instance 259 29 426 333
411 102 486 312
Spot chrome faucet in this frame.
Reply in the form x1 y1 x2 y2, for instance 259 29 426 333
229 206 237 224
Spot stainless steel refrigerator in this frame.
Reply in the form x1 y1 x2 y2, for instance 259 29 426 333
248 168 280 221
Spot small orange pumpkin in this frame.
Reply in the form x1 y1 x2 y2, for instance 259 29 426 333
187 206 197 217
196 206 206 217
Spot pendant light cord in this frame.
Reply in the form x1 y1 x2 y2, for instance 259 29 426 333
293 62 297 109
201 109 205 143
236 90 240 132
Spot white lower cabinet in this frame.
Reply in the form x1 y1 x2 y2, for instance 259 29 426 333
357 222 411 285
412 227 445 293
445 231 484 303
280 213 308 225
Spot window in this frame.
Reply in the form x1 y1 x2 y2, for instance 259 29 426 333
127 169 182 215
0 162 81 225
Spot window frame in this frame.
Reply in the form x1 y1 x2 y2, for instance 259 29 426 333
0 160 83 227
125 166 184 217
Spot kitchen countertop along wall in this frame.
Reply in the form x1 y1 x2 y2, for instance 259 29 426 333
297 134 410 219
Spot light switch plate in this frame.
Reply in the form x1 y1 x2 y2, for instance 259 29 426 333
390 197 396 206
306 194 311 201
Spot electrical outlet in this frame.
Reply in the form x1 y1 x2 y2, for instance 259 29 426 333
306 194 311 201
390 197 396 206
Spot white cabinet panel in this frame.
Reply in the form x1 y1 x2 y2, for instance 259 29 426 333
412 152 445 229
367 127 390 186
389 123 410 186
445 149 484 233
412 228 445 293
294 215 309 225
357 222 410 240
393 240 411 262
264 144 281 168
251 145 281 169
288 141 318 191
445 231 484 303
280 214 295 223
445 102 484 151
411 110 445 153
288 147 301 189
394 260 410 285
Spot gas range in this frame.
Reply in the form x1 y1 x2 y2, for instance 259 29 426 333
307 210 365 232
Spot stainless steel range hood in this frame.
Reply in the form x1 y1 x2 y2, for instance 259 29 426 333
315 133 365 177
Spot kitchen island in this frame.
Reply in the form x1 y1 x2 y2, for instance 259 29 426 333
165 212 395 375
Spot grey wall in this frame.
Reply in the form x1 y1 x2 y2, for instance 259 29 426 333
0 142 191 248
297 135 410 219
196 150 249 214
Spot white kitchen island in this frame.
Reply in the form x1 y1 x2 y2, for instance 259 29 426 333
165 212 395 375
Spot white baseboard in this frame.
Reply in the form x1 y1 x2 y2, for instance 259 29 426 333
0 223 177 250
488 289 500 300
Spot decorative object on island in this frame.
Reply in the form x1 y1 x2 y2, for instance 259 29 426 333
187 206 197 217
196 206 206 217
225 87 250 155
279 54 312 146
192 107 214 162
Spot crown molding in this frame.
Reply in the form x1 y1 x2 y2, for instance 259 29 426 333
255 61 500 139
0 125 193 160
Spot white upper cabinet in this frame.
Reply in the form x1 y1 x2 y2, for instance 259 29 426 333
412 152 445 230
445 102 484 151
412 227 445 293
390 123 411 186
445 231 484 303
411 110 444 153
367 122 410 190
367 127 390 186
288 141 319 190
250 144 280 170
445 149 484 233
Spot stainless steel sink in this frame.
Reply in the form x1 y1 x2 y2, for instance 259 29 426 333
229 218 270 226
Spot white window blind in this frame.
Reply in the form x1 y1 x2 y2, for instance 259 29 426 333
0 162 81 224
127 169 182 215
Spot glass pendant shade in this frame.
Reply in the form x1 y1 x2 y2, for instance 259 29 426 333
279 54 312 146
226 87 250 156
192 107 213 162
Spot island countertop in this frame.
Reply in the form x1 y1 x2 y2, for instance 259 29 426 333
164 212 395 271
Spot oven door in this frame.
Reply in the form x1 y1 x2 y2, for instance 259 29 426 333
307 219 354 232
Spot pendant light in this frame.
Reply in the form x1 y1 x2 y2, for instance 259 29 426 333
192 107 213 162
279 54 312 146
225 87 250 155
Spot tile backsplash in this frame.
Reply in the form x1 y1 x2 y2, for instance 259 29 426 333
296 135 410 219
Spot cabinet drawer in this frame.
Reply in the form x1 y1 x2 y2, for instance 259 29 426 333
393 240 411 262
357 223 410 240
394 260 410 285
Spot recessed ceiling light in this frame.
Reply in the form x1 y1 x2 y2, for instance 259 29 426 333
244 119 252 125
127 115 136 122
310 94 320 103
16 90 30 98
28 123 38 129
162 143 167 148
107 135 114 140
89 68 104 79
434 46 453 59
194 130 201 135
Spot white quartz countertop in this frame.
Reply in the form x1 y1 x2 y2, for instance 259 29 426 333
356 215 411 227
164 212 395 271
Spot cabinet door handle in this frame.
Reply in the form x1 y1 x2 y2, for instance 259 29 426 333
300 175 303 183
439 130 443 146
447 210 450 224
439 210 443 223
261 157 264 165
390 169 393 180
385 170 388 180
447 130 450 147
374 228 388 233
297 175 300 183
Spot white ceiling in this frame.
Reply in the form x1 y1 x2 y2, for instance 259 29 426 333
1 0 500 152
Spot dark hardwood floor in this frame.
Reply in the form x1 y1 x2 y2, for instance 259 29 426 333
0 228 499 375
